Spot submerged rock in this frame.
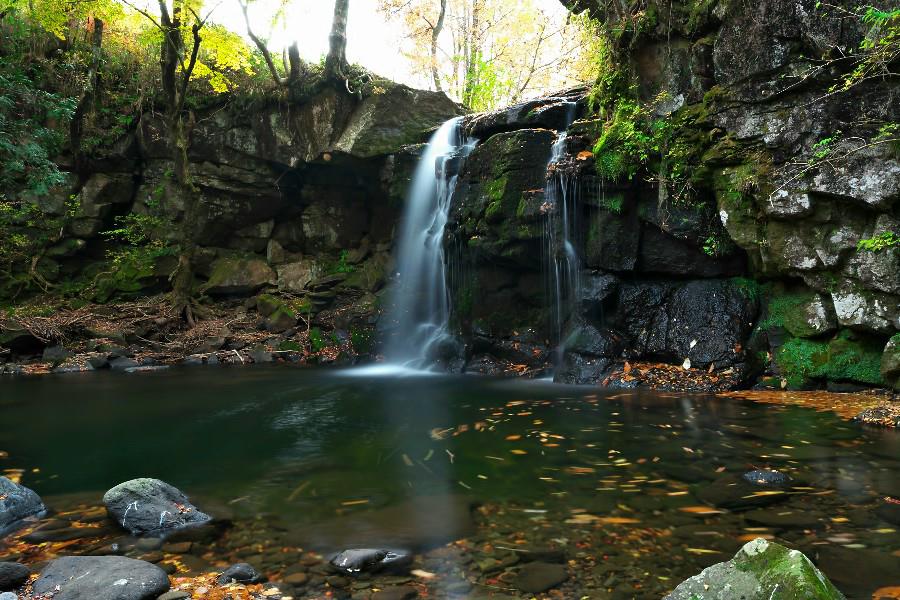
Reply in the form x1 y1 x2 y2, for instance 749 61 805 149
33 556 169 600
103 478 211 536
514 561 568 594
665 538 845 600
0 476 46 535
329 549 412 575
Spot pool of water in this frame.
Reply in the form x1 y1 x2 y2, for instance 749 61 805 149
1 366 898 598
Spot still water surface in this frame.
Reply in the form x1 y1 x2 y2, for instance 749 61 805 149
1 366 898 598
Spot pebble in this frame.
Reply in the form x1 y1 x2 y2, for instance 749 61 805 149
283 572 308 586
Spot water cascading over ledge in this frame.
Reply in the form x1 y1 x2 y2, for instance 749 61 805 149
382 117 476 370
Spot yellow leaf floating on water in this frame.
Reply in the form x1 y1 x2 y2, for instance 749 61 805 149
596 517 640 524
679 506 725 515
505 435 522 441
511 449 528 455
737 533 775 542
831 517 850 523
686 548 722 554
873 587 900 600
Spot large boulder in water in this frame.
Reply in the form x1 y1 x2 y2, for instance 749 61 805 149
665 538 845 600
103 478 211 536
0 477 46 535
33 556 169 600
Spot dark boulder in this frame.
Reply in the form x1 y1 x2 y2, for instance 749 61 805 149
103 478 211 536
33 556 169 600
0 477 46 535
579 272 619 318
611 279 757 369
0 562 29 591
555 353 614 385
329 549 412 576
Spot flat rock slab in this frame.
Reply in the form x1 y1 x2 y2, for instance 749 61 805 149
0 476 46 535
33 556 170 600
103 478 211 536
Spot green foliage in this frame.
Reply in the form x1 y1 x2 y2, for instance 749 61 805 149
326 250 355 275
308 327 327 353
0 56 76 199
857 231 899 252
838 5 899 93
278 340 303 352
592 99 652 180
598 192 624 214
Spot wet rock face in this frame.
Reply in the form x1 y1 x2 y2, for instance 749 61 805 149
666 538 845 600
103 478 211 536
0 477 46 536
33 556 170 600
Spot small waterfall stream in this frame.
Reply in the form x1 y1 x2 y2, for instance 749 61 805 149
543 103 581 368
384 117 475 369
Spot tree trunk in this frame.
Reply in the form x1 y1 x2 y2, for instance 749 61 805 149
70 17 103 166
430 0 447 92
325 0 349 81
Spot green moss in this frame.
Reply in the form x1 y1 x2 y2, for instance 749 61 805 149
731 277 763 303
278 340 303 352
775 337 829 389
823 332 883 385
775 331 884 387
598 192 624 214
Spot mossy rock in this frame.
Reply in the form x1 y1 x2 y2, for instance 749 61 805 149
882 334 900 390
266 306 298 332
775 331 884 388
762 292 837 339
256 294 283 318
665 538 845 600
823 331 884 386
206 257 275 296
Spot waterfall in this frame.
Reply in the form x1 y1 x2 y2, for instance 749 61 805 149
543 103 580 368
384 117 475 369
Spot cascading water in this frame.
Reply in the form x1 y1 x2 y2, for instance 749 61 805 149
543 103 581 368
383 117 475 369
